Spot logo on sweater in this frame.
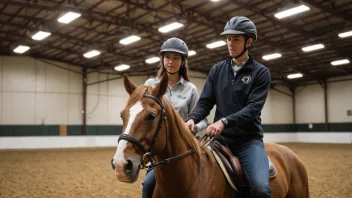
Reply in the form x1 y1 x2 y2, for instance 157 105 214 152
177 95 186 99
242 75 251 84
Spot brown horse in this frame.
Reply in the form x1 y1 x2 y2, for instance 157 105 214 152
112 73 309 198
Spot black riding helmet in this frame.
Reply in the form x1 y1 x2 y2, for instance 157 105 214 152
159 37 188 74
160 37 188 58
221 16 257 58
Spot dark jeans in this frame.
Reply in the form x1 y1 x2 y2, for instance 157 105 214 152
142 167 155 198
227 138 272 198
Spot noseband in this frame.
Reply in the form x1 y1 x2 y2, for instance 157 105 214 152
117 94 194 169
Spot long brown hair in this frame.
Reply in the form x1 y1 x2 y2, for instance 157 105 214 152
156 56 191 82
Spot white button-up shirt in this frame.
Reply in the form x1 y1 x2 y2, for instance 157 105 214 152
145 77 208 132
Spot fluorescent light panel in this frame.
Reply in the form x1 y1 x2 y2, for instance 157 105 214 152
13 45 30 53
158 22 184 33
302 44 325 52
119 35 141 45
338 30 352 38
206 41 226 49
274 5 310 19
114 64 130 71
145 57 160 64
83 50 100 58
31 31 51 40
58 12 81 24
331 59 350 66
188 50 196 56
262 53 282 60
287 73 303 79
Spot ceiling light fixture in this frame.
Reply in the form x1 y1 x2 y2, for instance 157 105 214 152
13 45 30 54
31 31 51 41
274 5 310 19
331 59 350 66
338 30 352 38
188 50 197 56
58 11 81 24
83 50 101 58
145 57 160 64
302 44 325 52
119 35 141 45
114 64 130 71
287 73 303 79
158 22 184 33
262 53 282 60
206 41 226 49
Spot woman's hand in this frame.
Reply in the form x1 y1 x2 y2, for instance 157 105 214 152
185 119 197 134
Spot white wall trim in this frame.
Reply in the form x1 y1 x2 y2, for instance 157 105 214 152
0 135 119 149
0 132 351 149
264 132 352 144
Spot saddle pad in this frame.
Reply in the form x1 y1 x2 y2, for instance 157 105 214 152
212 150 238 191
268 157 277 179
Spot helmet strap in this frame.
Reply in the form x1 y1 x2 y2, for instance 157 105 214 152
232 37 253 59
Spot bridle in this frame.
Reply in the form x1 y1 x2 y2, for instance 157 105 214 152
117 94 194 168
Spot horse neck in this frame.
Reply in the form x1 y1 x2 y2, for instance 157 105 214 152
153 104 200 195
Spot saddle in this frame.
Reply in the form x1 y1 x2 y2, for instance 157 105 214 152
209 141 277 193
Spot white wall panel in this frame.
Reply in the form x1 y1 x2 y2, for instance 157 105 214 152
0 57 2 123
46 64 69 93
97 73 108 95
108 96 126 124
262 87 293 124
35 93 47 125
107 77 120 96
191 78 206 94
87 95 108 124
2 56 35 92
295 84 325 123
0 91 2 124
68 72 82 93
34 59 47 92
328 80 352 122
2 92 35 124
45 93 68 124
68 94 82 124
129 76 147 86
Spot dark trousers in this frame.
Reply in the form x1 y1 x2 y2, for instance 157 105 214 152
227 138 272 198
142 167 155 198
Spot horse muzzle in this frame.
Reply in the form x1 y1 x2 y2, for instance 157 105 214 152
111 157 140 183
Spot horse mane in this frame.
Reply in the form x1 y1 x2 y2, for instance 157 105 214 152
166 101 201 156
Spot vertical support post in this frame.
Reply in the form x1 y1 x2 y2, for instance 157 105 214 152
324 80 329 132
291 87 296 132
82 67 87 135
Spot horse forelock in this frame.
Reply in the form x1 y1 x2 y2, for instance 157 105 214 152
125 86 151 109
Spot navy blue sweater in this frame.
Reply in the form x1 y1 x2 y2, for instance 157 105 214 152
189 55 271 143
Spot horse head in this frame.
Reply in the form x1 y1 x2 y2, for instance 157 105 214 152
111 73 169 183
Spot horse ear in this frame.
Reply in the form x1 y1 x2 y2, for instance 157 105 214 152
153 73 168 98
124 74 137 95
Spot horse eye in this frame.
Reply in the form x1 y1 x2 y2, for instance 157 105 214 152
145 114 156 121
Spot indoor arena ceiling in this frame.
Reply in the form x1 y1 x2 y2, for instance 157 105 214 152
0 0 352 86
